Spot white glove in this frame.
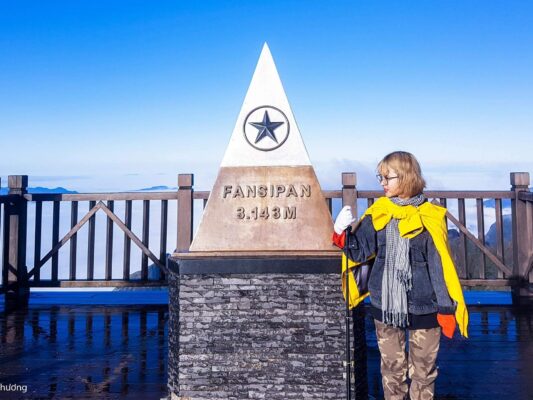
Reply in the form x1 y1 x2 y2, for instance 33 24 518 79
334 205 356 235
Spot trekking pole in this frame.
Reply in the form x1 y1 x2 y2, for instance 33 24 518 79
344 227 352 400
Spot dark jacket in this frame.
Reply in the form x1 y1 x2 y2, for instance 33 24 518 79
345 216 456 316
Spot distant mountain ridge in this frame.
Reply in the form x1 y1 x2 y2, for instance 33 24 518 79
0 186 78 195
134 185 177 192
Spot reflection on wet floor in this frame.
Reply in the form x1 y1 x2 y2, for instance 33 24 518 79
0 305 168 399
0 303 532 399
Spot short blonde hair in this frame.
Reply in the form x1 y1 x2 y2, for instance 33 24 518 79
377 151 426 197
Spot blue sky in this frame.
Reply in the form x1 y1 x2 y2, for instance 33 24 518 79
1 0 532 192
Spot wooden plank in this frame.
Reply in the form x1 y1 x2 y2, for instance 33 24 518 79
518 191 533 201
511 173 532 286
477 198 486 279
29 279 168 288
34 201 42 282
25 192 178 202
342 172 357 217
160 200 168 280
457 198 467 279
422 190 514 199
443 206 513 276
123 200 132 280
142 200 150 281
0 201 2 287
495 198 505 279
323 190 342 199
460 279 512 287
325 197 332 214
28 202 102 279
177 174 194 252
20 189 518 202
440 198 448 230
193 191 210 200
98 202 167 273
356 191 382 200
87 201 96 280
105 200 114 280
0 194 19 203
69 201 78 280
1 202 7 287
52 201 60 282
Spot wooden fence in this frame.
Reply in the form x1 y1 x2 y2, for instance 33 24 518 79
1 172 532 308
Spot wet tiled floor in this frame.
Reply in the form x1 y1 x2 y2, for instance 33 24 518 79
0 293 532 399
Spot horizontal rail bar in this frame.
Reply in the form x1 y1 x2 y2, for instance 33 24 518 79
324 190 513 200
29 280 167 288
425 191 514 198
24 192 178 202
0 194 19 203
193 191 209 200
323 190 342 199
18 189 516 203
519 191 533 201
459 279 514 287
444 207 513 276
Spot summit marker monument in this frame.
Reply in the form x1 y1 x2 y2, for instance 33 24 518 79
188 43 335 253
168 44 346 400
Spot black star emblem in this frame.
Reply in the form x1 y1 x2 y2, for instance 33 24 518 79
249 111 284 144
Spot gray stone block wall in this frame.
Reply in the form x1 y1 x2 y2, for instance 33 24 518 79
168 270 180 396
168 273 348 399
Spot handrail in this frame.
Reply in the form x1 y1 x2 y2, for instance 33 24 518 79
2 172 532 309
18 188 516 203
24 192 178 202
0 194 19 203
519 191 533 202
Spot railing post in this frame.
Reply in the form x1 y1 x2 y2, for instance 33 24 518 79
342 172 358 217
3 175 30 310
342 171 368 398
176 174 194 253
510 172 533 304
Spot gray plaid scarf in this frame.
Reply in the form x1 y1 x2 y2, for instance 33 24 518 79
382 193 426 327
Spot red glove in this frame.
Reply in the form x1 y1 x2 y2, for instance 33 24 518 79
332 231 346 248
437 313 456 339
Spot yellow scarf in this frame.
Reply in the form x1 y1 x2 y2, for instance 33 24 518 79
342 197 469 338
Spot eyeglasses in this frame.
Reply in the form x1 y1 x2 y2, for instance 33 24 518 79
376 174 399 184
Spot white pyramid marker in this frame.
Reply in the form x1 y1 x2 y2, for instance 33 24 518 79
221 43 311 167
188 43 335 253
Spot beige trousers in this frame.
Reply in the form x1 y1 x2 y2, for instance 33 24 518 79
374 319 441 400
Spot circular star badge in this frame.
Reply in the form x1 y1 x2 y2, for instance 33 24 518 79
243 106 290 151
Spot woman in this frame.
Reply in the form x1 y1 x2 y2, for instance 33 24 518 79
333 151 468 400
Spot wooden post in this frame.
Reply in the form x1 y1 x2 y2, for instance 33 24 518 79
510 172 533 304
342 172 357 217
176 174 194 253
342 172 368 398
3 175 30 310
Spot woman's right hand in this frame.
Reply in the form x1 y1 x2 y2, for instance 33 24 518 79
334 206 356 234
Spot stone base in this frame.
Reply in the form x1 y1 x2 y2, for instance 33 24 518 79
167 258 348 399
